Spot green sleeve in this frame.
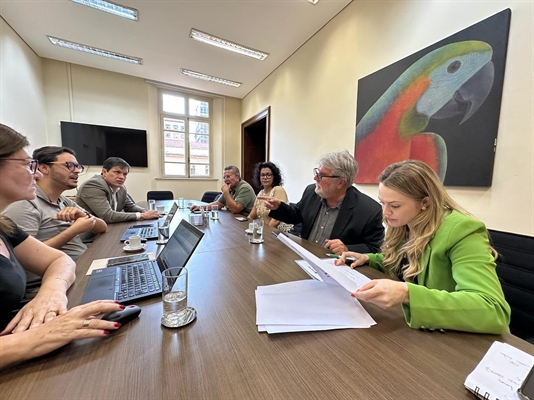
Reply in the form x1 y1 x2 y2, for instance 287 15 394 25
366 253 385 273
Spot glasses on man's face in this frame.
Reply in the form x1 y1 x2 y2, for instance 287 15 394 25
260 173 273 179
313 168 341 182
0 158 39 174
48 161 85 173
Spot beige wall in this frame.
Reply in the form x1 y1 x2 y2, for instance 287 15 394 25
0 17 47 147
42 60 242 202
242 1 534 236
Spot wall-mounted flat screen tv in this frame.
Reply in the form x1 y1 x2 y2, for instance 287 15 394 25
60 121 148 167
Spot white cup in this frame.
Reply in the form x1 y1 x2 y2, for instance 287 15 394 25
157 205 165 214
124 235 142 249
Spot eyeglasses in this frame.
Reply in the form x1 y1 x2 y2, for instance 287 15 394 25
47 161 85 173
313 168 340 182
260 173 273 179
0 158 39 174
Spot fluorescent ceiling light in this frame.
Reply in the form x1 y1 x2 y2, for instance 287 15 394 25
70 0 138 21
190 29 269 61
48 36 143 64
181 69 241 87
308 0 320 4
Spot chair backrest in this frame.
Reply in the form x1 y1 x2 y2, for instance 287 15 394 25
488 229 534 341
201 191 222 203
147 191 174 201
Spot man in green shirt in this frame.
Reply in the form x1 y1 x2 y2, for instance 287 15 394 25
193 165 255 216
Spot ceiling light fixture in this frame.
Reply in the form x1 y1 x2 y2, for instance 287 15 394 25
308 0 320 4
47 36 143 64
190 29 269 61
181 69 241 87
70 0 138 21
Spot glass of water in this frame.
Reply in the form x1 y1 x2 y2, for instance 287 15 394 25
161 267 196 328
250 218 264 244
156 222 170 245
148 199 156 210
210 204 219 220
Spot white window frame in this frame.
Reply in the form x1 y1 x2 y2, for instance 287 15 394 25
159 89 212 178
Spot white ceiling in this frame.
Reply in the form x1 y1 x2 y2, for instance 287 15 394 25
0 0 352 98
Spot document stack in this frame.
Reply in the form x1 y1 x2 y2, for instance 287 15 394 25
255 234 376 334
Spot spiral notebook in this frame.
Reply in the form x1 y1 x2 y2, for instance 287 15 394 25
464 341 533 400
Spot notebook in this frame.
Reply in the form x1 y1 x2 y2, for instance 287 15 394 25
81 219 204 304
119 202 178 242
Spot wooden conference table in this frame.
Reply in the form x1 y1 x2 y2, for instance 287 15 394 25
1 200 533 399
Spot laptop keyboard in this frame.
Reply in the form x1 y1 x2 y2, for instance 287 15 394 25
117 261 161 300
139 227 157 238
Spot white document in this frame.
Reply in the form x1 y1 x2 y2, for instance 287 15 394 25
294 260 323 281
278 234 370 292
255 280 376 331
464 341 534 400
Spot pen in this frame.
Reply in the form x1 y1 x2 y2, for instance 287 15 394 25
326 254 356 262
326 253 340 258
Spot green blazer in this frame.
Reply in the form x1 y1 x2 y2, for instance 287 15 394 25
367 211 511 334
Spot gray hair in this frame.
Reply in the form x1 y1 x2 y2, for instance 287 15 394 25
224 165 241 179
317 150 358 189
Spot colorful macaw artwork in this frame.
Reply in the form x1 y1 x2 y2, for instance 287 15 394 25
354 9 511 186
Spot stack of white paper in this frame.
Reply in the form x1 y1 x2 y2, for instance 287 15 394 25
256 280 376 334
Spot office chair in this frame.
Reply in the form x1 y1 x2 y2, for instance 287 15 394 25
201 191 222 203
147 190 174 201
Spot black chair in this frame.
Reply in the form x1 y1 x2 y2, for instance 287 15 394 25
287 202 302 237
201 191 222 203
147 191 174 201
488 229 534 342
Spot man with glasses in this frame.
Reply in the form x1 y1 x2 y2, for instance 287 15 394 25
191 165 255 216
3 146 107 261
260 150 384 254
76 157 160 223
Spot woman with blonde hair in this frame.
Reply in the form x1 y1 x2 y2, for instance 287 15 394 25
337 159 510 334
0 123 122 369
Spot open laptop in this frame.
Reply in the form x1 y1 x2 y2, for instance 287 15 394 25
119 202 179 242
81 219 204 304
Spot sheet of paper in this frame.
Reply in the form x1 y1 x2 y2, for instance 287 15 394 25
277 233 371 292
294 260 323 281
464 341 534 400
255 280 376 328
86 252 156 275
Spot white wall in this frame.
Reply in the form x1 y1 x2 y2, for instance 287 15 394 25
242 1 534 236
43 59 242 201
0 17 47 147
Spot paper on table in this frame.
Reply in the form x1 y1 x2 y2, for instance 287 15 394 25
278 233 370 292
255 280 376 327
294 260 323 281
464 341 534 400
86 252 156 275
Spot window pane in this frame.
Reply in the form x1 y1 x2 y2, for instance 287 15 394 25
162 94 185 114
164 163 186 176
163 117 185 132
164 133 185 163
189 120 209 135
190 164 210 177
189 99 209 118
189 134 209 164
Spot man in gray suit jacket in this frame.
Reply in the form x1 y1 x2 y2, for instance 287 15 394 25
76 157 160 224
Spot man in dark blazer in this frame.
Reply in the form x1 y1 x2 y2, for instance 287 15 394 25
76 157 160 224
260 150 384 254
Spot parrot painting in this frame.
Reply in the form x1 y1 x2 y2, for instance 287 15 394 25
354 40 495 184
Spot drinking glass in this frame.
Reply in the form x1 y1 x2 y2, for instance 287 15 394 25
210 204 219 220
161 267 196 328
148 199 156 210
250 219 264 244
157 222 170 245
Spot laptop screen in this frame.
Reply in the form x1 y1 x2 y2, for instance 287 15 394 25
156 219 204 272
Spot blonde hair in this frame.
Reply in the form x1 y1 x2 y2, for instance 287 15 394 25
378 160 492 282
0 124 29 235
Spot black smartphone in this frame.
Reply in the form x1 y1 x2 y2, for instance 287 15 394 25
107 253 150 267
518 365 534 400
